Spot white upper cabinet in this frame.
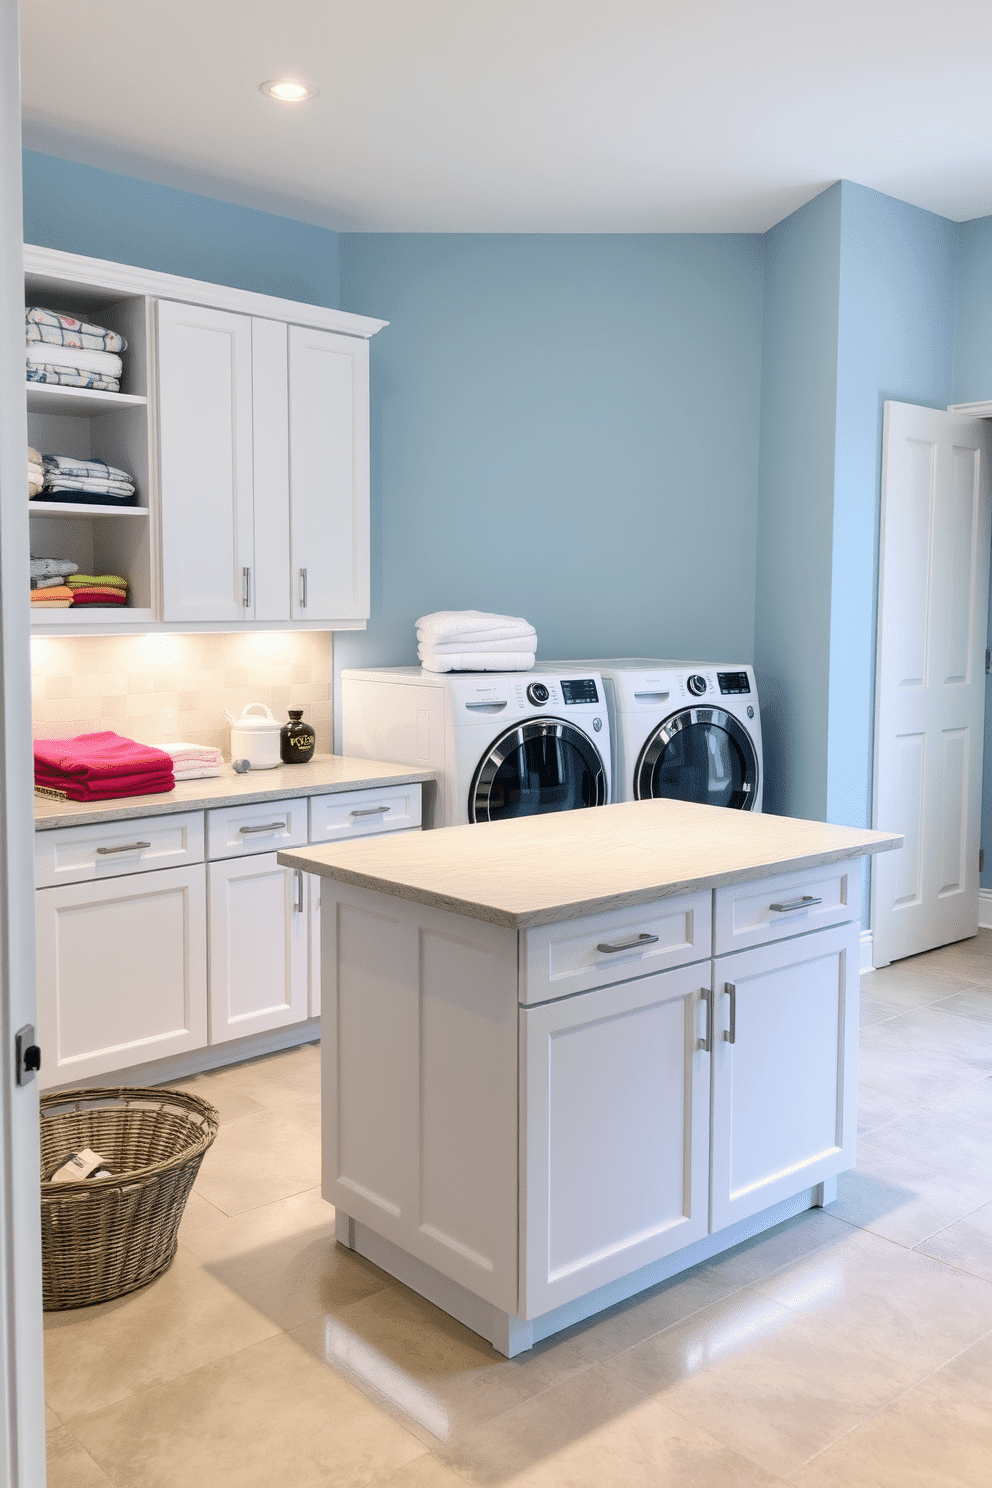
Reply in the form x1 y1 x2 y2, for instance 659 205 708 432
288 325 370 622
24 245 384 633
157 301 256 623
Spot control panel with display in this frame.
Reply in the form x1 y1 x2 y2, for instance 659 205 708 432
560 678 600 705
717 671 751 695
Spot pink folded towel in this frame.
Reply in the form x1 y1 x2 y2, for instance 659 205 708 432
34 730 174 781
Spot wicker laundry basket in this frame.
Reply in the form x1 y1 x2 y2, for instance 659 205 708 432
39 1086 219 1310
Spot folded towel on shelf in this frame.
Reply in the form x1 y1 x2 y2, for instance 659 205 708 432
31 557 79 580
42 455 134 483
418 647 536 673
30 586 74 604
416 610 537 645
31 575 69 590
45 481 136 497
34 489 137 507
26 366 120 392
32 768 175 802
173 764 224 781
69 592 128 606
29 598 72 609
25 307 127 354
163 743 224 765
27 345 124 379
28 445 44 493
420 633 538 656
34 731 174 781
65 574 128 590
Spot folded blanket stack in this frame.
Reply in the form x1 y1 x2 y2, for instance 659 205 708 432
39 455 137 508
65 573 129 608
416 610 538 672
27 446 43 496
163 743 224 781
33 731 175 802
25 307 127 392
30 557 78 607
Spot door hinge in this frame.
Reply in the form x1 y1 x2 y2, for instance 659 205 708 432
14 1026 41 1086
986 649 990 674
981 849 985 873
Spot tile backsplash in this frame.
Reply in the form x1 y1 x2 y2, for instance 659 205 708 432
31 631 333 756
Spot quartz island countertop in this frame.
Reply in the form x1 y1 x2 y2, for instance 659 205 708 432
34 753 435 831
278 797 902 929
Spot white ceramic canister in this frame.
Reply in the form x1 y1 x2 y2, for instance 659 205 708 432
226 703 283 769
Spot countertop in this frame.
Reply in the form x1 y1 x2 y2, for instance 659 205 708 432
278 798 902 928
34 754 434 831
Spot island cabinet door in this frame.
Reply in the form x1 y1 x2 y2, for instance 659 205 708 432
519 962 711 1319
710 921 859 1233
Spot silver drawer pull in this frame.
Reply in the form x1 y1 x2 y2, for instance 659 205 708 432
769 895 823 913
350 806 390 817
595 932 660 954
239 821 286 835
698 986 714 1052
724 981 737 1044
96 841 151 855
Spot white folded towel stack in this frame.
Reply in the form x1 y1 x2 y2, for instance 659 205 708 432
416 610 538 673
162 742 225 780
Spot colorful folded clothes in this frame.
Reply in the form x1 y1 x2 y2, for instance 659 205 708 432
65 574 128 589
34 732 175 801
26 367 120 392
26 307 127 355
69 592 127 606
64 573 128 606
30 586 73 604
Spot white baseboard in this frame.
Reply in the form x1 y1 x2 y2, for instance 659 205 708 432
980 889 992 930
860 929 874 972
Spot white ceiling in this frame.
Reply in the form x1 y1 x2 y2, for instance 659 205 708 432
19 1 992 233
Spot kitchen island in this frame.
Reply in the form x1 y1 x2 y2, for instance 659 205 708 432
279 799 901 1356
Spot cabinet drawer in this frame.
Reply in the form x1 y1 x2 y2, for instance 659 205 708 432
521 891 711 1006
207 797 307 860
308 784 422 844
34 812 204 888
714 862 861 956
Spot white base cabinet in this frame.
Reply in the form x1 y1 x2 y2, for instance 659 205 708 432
320 859 865 1351
36 864 207 1085
207 853 309 1042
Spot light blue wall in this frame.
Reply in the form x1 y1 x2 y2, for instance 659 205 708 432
831 182 958 834
22 150 340 306
753 184 842 820
336 233 765 715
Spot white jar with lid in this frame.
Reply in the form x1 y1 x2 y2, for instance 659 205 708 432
226 703 282 770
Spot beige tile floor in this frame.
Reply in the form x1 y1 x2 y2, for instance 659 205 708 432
45 933 992 1487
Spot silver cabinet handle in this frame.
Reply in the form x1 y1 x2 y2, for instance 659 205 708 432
595 932 660 954
295 870 304 914
238 821 286 835
96 841 151 855
242 566 252 608
699 986 714 1052
724 982 736 1044
769 895 822 913
299 567 308 608
350 805 390 817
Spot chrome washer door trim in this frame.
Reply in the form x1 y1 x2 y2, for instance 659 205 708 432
634 707 759 809
469 718 608 823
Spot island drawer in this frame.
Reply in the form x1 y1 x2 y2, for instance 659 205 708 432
520 891 711 1006
35 811 205 888
207 797 307 860
714 862 861 955
309 783 422 844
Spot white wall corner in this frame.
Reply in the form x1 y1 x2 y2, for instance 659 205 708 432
859 929 874 973
979 889 992 930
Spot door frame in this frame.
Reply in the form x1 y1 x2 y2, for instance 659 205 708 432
0 0 48 1480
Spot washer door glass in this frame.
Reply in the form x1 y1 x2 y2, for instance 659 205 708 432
470 719 607 823
635 708 758 810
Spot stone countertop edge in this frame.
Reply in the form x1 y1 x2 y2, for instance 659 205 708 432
33 754 435 831
277 812 903 930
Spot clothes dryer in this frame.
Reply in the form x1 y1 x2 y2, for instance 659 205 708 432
552 659 762 811
341 666 611 828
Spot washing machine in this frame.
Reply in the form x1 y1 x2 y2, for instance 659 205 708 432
340 666 611 829
551 659 762 811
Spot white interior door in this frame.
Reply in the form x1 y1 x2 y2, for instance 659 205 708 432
872 401 992 966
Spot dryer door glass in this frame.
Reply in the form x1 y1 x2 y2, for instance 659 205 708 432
470 719 607 823
635 707 758 810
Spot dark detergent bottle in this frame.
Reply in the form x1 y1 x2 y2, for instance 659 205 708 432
280 709 316 764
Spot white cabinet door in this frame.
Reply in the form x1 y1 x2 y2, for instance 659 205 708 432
520 962 711 1318
36 865 207 1088
250 317 292 622
288 325 370 622
710 922 859 1232
157 300 255 622
208 852 308 1042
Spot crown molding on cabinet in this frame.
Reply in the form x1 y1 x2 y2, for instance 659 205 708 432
948 400 992 418
23 244 387 340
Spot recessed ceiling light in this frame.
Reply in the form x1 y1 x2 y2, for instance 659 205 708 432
259 79 316 103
